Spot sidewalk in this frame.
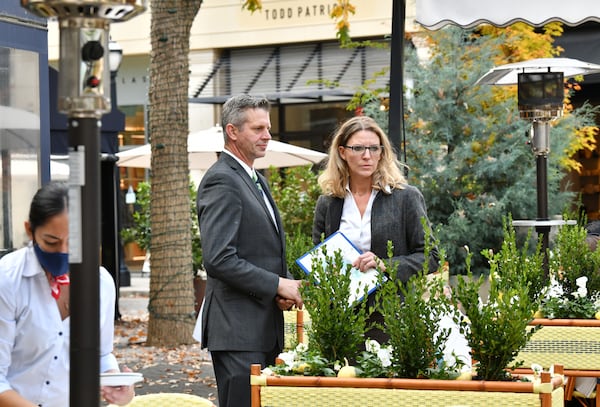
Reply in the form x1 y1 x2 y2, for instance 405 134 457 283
112 271 219 406
119 271 151 297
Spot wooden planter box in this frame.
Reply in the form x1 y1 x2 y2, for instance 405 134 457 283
251 364 564 407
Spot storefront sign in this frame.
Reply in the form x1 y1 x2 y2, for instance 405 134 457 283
261 3 337 21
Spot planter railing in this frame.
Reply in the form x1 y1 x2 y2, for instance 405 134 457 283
511 318 600 404
283 309 310 350
251 364 565 407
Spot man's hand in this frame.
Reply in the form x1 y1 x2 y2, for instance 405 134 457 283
275 295 296 311
277 277 303 309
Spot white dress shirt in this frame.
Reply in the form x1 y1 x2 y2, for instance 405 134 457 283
0 244 118 407
339 187 377 253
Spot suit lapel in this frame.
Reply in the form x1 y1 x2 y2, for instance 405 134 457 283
254 174 282 234
221 154 281 235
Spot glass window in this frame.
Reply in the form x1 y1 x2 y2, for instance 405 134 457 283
0 47 40 254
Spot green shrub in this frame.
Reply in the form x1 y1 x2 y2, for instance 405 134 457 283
452 219 544 381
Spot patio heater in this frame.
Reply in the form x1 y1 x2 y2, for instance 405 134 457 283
476 58 600 275
515 71 564 275
19 1 146 405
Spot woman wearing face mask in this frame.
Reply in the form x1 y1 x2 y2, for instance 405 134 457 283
0 182 134 407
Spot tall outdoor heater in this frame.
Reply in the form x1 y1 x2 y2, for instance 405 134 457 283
19 1 146 405
476 58 600 275
515 71 563 276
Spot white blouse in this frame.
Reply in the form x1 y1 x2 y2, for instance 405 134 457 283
339 188 377 253
0 244 118 407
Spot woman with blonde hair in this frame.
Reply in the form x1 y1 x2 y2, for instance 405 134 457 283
313 115 438 343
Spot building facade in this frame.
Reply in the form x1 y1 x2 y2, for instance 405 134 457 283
47 0 405 191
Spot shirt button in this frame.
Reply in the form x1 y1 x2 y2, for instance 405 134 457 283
54 356 58 360
46 381 50 385
58 332 63 336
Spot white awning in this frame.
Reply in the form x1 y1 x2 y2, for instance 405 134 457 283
416 0 600 30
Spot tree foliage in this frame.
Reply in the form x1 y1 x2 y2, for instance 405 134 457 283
408 27 598 274
268 166 322 280
357 26 599 275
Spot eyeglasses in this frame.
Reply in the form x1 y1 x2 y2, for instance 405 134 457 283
343 145 384 155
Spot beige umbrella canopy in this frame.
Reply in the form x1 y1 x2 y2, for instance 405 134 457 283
116 125 327 170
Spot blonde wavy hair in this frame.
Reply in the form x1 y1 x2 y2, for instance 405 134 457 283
318 116 407 198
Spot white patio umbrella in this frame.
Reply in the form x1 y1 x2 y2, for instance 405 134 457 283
116 125 327 170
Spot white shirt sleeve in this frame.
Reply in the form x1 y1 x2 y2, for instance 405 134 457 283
99 267 119 372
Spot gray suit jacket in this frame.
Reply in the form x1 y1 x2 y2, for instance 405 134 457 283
197 153 290 352
312 185 439 284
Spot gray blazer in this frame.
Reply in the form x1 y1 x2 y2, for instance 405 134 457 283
197 153 290 352
312 185 439 283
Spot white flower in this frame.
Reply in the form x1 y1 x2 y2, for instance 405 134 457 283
262 367 274 376
531 363 542 377
333 361 341 371
546 278 563 298
377 346 393 368
295 343 308 353
277 351 296 368
477 297 486 311
365 339 381 354
576 276 589 288
572 276 589 298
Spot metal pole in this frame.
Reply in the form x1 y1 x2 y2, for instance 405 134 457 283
68 116 101 405
536 155 550 276
388 0 406 163
532 121 551 277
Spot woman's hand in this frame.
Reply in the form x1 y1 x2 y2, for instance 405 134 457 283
101 366 135 406
353 251 385 272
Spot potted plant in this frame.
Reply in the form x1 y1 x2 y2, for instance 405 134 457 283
121 181 151 264
452 219 546 381
253 220 564 406
120 179 206 312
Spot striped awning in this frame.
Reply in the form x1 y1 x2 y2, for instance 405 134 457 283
416 0 600 30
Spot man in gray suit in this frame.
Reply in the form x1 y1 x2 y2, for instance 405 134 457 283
196 94 303 407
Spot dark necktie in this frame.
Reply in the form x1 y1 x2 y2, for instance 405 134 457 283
252 172 264 193
252 172 278 231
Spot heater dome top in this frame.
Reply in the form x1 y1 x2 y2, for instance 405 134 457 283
21 0 146 22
